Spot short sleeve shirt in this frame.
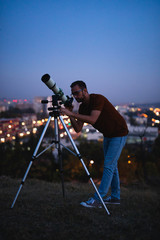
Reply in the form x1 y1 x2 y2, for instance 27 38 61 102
79 94 128 138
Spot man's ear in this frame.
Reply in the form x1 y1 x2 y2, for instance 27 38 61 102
83 88 88 94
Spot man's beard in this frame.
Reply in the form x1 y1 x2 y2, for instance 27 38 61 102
75 98 83 103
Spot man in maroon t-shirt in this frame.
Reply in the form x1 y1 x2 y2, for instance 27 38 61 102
60 81 128 208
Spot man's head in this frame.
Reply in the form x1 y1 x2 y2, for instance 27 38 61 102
70 80 87 89
70 80 89 103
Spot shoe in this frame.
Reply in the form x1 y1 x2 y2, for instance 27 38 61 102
80 197 102 208
104 196 120 205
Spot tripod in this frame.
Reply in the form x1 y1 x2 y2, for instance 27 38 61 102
11 95 110 215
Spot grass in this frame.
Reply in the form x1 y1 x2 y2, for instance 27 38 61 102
0 176 160 240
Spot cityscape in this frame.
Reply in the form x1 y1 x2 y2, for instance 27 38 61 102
0 96 160 145
1 1 160 238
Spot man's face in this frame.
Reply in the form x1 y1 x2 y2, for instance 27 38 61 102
71 85 85 103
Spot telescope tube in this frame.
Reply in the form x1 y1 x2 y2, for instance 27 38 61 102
41 74 68 104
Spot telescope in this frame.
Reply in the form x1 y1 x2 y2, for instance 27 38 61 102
41 74 73 107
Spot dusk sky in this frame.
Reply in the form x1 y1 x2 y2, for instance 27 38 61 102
0 0 160 104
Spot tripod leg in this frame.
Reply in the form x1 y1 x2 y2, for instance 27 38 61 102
54 117 65 198
11 161 33 208
59 116 110 215
58 145 65 198
11 116 52 208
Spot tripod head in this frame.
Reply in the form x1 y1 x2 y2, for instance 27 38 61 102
41 95 62 117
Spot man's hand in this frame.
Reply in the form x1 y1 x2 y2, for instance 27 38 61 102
60 107 73 117
60 106 83 133
65 105 73 111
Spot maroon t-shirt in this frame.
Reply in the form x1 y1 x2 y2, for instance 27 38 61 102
79 94 128 138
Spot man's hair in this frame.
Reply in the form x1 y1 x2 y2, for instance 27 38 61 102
70 80 87 89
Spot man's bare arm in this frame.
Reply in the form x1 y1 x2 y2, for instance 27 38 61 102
60 107 101 132
69 117 84 133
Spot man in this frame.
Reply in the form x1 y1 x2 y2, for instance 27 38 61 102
60 81 128 208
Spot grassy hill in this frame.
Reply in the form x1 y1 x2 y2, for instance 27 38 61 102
0 176 160 240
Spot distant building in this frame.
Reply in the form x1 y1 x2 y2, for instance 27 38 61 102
79 123 159 144
127 123 159 144
0 98 33 112
0 105 6 112
0 118 21 142
14 102 34 110
33 96 48 115
134 116 147 125
115 105 129 115
81 124 103 141
0 114 38 143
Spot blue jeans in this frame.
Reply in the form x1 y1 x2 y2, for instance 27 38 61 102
94 136 127 200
